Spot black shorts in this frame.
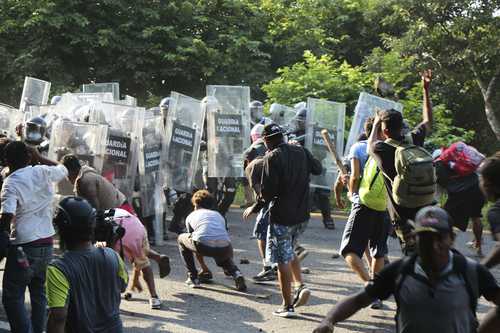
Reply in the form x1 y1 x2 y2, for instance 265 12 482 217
340 203 390 259
444 185 486 232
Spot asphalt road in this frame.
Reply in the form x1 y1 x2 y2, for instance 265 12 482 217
0 209 498 333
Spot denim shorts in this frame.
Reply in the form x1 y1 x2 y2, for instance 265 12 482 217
266 221 308 265
253 207 270 241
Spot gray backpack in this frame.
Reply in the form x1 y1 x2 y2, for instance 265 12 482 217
384 137 436 208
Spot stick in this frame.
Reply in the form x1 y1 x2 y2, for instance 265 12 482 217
321 129 347 175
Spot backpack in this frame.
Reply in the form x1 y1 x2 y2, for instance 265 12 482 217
359 157 387 211
384 137 436 208
436 142 485 177
394 250 479 318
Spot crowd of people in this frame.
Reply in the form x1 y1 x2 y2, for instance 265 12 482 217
0 69 498 333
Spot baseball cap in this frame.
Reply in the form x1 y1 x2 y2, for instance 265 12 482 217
410 206 453 234
262 123 283 138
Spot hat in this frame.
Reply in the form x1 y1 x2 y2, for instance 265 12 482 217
262 123 283 138
410 206 453 234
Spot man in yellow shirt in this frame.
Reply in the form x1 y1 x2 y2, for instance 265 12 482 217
46 197 128 333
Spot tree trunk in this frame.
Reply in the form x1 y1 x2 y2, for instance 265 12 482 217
476 65 500 141
484 98 500 141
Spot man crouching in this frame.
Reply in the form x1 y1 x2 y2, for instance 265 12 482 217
177 190 247 291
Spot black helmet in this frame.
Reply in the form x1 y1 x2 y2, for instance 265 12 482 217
54 196 96 232
296 107 307 119
159 97 173 109
24 116 47 145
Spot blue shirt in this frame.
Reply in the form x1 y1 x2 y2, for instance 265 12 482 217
348 140 369 174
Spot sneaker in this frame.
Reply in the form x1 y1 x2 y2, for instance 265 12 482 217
150 297 162 310
323 219 335 230
198 270 213 283
158 255 171 278
185 276 201 289
295 246 309 262
292 285 311 308
253 267 277 282
272 305 296 318
371 299 383 310
124 292 133 301
234 275 247 292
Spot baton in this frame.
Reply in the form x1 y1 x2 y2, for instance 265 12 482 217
321 129 347 175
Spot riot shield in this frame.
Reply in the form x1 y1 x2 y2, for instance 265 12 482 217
269 103 296 134
344 92 403 155
89 101 143 200
81 82 120 102
19 77 51 112
48 119 108 196
0 103 22 139
306 98 346 190
206 85 251 178
137 108 166 245
138 109 165 216
163 92 205 192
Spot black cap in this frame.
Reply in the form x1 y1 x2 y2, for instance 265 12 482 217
262 123 283 138
409 206 453 234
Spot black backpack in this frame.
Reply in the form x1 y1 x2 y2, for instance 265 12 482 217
394 249 479 314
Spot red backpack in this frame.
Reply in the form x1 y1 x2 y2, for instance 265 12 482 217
436 142 485 177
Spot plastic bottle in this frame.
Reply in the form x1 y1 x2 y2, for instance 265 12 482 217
17 247 30 269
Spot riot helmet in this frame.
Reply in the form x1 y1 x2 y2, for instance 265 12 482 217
160 97 174 120
294 107 307 132
294 101 307 111
50 95 62 105
24 116 47 145
201 96 221 115
249 100 264 124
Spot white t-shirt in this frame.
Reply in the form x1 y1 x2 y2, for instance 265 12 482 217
185 209 230 243
1 165 68 244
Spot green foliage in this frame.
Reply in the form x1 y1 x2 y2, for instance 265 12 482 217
262 51 373 110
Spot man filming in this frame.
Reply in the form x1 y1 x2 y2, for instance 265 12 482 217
46 196 128 333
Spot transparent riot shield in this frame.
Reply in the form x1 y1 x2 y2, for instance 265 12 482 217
306 98 346 190
118 95 137 106
89 102 143 200
0 103 22 139
344 92 403 155
138 108 165 244
19 77 51 112
206 85 251 178
269 103 296 134
163 92 205 193
81 82 120 102
48 119 108 196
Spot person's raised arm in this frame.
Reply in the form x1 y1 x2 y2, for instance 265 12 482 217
313 291 373 333
421 69 433 133
368 115 382 156
28 145 58 166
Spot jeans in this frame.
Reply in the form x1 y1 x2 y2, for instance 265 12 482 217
177 233 239 278
2 244 53 333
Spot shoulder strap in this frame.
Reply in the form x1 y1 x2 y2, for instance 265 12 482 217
394 254 418 304
452 250 479 314
369 168 381 190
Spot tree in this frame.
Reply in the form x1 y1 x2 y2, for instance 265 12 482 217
378 0 500 141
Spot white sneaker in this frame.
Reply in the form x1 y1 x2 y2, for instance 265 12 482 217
150 297 162 310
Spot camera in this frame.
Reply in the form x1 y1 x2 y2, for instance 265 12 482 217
94 209 126 246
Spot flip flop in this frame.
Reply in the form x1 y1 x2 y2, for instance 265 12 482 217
159 256 171 278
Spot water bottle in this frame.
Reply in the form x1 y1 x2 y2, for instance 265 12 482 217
17 247 30 269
